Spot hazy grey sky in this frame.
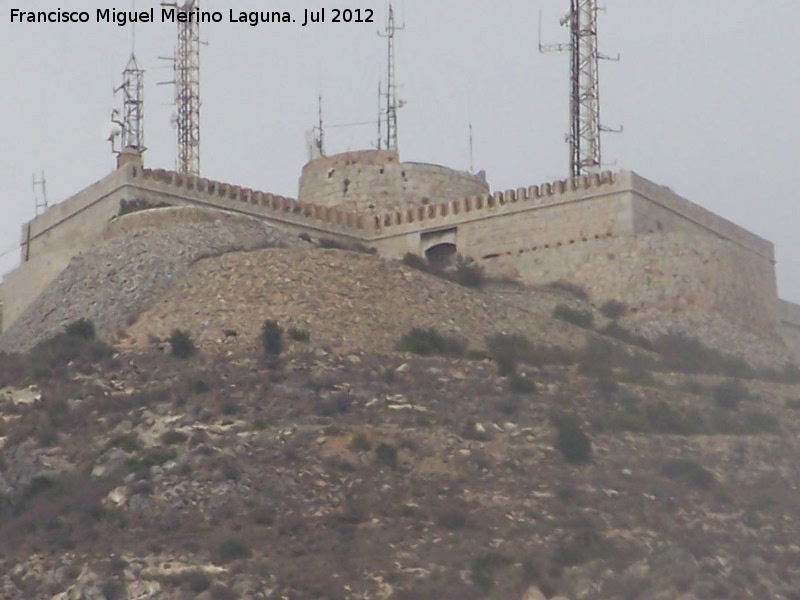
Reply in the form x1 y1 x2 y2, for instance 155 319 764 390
2 1 798 301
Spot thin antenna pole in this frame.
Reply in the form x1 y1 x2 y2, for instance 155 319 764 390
467 94 474 173
33 171 48 216
377 81 382 150
469 122 474 173
316 94 325 156
378 4 404 153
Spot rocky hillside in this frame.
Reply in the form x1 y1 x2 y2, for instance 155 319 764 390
1 244 800 600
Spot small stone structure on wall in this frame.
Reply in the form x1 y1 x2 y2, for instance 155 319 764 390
3 148 799 362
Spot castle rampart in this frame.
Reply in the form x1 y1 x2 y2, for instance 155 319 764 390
2 150 794 364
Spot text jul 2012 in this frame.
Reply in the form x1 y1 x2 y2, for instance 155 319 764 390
9 8 376 27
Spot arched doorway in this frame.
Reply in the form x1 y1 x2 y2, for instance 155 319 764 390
425 242 457 268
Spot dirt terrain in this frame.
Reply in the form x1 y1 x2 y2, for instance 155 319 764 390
1 247 799 600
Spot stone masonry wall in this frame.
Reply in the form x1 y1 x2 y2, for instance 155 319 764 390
0 206 302 352
297 150 489 211
481 231 779 339
778 300 800 360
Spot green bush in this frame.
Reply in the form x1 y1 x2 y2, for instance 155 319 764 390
189 379 210 394
349 433 372 452
375 442 399 470
652 334 755 377
553 304 594 329
617 366 659 387
546 280 589 301
217 537 252 563
287 327 310 343
552 518 610 568
713 379 749 410
402 252 430 271
452 257 485 289
506 373 535 394
261 320 283 356
30 334 114 380
599 299 627 320
661 458 715 489
486 333 530 375
470 552 512 592
599 321 653 349
552 412 592 464
64 318 96 340
168 329 196 359
396 327 466 357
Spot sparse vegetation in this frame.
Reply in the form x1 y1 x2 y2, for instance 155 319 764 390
652 334 754 377
485 332 573 375
506 373 535 394
217 537 252 563
546 280 589 301
470 552 512 592
64 317 96 340
349 432 372 452
396 327 466 357
261 320 283 356
599 320 653 348
375 442 399 470
551 412 592 464
29 333 114 380
553 304 594 329
713 379 749 410
451 256 485 289
401 252 485 289
600 299 627 319
661 458 716 489
318 237 377 254
288 326 310 342
168 329 196 359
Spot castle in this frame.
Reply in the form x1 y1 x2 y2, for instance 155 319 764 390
2 145 799 363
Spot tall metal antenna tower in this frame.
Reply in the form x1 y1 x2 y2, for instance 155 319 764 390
110 53 146 155
378 4 404 152
161 0 201 176
539 1 619 178
32 171 48 216
313 94 325 157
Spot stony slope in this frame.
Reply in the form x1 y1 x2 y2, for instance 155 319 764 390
0 207 303 354
1 330 800 599
120 247 588 356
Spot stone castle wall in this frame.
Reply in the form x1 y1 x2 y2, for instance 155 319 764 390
297 150 489 211
4 152 795 363
778 300 800 360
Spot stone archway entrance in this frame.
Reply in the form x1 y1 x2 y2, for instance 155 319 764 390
425 242 457 268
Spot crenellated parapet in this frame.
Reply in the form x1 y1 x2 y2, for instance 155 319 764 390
371 170 617 233
132 167 372 234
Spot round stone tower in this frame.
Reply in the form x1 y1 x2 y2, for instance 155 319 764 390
298 149 489 212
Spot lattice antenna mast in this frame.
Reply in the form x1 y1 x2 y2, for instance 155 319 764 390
110 53 146 155
378 4 404 152
313 94 326 157
32 171 48 217
539 1 620 178
161 0 201 176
